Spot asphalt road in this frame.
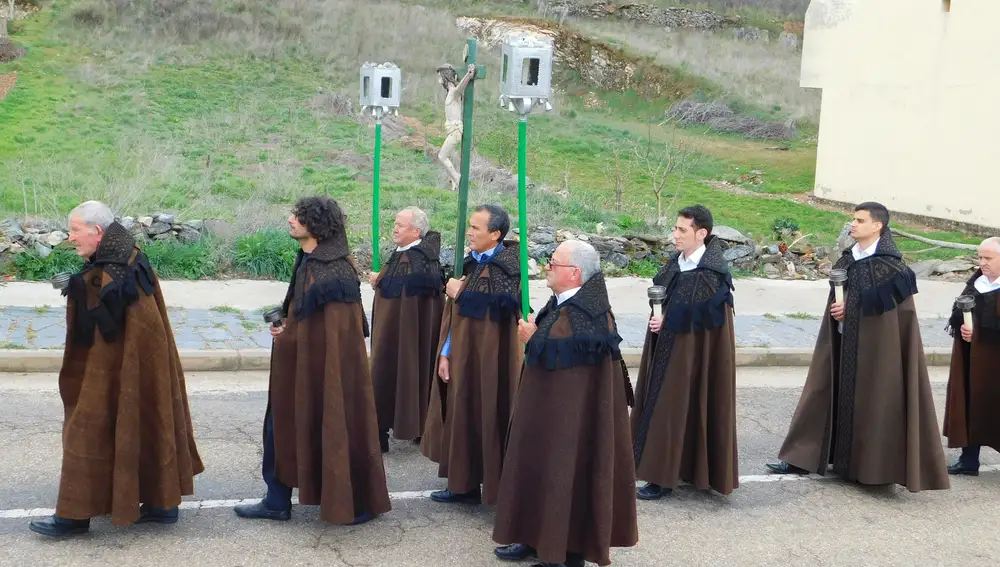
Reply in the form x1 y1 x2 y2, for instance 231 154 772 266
1 368 997 567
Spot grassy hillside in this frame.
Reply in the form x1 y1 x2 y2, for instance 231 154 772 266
0 0 981 280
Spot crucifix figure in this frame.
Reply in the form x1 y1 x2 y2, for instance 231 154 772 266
436 63 476 191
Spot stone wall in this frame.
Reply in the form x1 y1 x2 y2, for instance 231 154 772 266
456 16 701 99
539 1 740 30
0 215 232 258
1 216 979 283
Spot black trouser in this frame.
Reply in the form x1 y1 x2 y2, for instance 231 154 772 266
261 411 293 511
959 445 982 469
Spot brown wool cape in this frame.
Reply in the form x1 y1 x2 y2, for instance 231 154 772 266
492 273 638 567
268 233 391 523
777 231 949 491
630 235 739 495
419 241 523 504
370 232 445 440
55 221 204 525
943 270 1000 451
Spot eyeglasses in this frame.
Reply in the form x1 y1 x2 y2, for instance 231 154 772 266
546 261 578 270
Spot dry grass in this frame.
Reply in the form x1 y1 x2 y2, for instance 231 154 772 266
570 19 820 121
65 0 473 105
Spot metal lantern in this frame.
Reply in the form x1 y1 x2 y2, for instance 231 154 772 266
360 61 401 118
498 34 554 116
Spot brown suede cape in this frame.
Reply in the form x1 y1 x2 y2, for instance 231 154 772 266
56 221 204 525
630 235 739 495
370 232 445 440
943 270 1000 451
777 231 949 491
492 273 638 567
268 232 391 523
419 241 523 504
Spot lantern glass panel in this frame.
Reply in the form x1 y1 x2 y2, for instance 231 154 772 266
363 76 371 99
380 76 392 98
502 54 509 83
523 58 540 87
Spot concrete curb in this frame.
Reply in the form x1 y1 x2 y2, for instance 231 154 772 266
0 347 953 373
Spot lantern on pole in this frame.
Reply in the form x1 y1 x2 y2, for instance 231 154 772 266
498 34 554 320
360 61 401 272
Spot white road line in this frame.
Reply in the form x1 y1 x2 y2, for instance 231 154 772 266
3 467 995 520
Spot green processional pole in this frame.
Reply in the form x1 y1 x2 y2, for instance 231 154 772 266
500 35 554 320
360 61 401 272
453 39 485 279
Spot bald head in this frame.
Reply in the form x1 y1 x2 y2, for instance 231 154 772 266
979 237 1000 281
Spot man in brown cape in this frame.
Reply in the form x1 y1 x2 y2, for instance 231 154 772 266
767 202 949 492
630 205 739 500
492 241 638 567
942 237 1000 476
368 207 445 452
234 196 391 524
29 200 204 538
420 204 522 505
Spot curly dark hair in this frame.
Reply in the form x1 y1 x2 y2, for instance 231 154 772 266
292 196 345 241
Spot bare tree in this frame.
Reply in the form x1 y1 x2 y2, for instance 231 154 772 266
631 121 699 225
603 140 633 213
0 0 15 40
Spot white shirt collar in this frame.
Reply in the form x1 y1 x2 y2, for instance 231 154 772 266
556 287 582 305
678 245 706 272
396 238 422 252
851 239 879 261
974 273 1000 294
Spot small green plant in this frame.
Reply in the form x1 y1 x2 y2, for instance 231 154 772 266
626 258 661 278
233 229 299 281
0 342 26 349
614 215 645 231
144 239 219 279
763 313 780 321
5 247 84 281
771 217 800 239
32 305 50 314
787 312 819 320
210 305 241 314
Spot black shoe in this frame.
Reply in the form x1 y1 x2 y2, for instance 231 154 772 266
350 511 375 525
379 431 389 453
234 500 291 521
429 487 481 504
495 543 538 561
136 504 179 524
28 515 90 538
412 437 422 444
637 483 671 500
766 461 808 475
947 461 980 476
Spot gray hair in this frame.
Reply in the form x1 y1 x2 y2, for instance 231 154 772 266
980 237 1000 253
69 200 115 231
401 206 430 237
561 240 601 283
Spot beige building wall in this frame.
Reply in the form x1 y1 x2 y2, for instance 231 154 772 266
802 0 1000 229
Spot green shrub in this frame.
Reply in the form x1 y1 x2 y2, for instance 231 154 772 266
144 239 218 279
4 246 84 281
233 229 299 281
626 258 661 278
771 217 800 239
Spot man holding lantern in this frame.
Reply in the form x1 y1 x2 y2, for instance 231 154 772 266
630 204 739 501
767 202 949 492
943 237 1000 475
